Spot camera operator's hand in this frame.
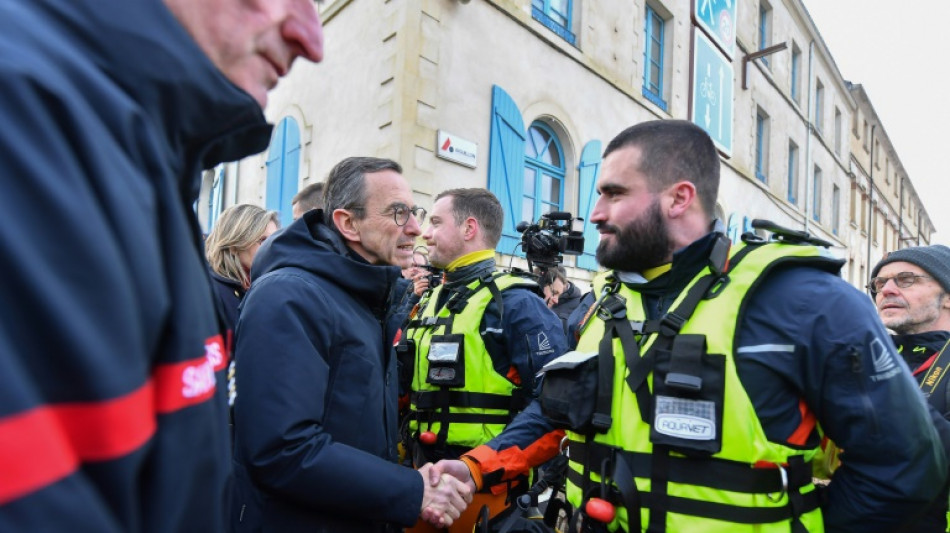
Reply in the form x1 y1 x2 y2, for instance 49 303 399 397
411 270 430 297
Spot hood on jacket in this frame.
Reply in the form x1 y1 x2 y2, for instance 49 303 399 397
251 209 403 313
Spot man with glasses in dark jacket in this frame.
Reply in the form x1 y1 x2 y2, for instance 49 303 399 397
232 157 471 532
870 244 950 532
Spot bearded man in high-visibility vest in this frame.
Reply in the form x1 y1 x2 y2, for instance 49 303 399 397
425 120 946 533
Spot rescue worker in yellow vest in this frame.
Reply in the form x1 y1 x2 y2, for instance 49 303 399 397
401 188 567 531
425 120 947 533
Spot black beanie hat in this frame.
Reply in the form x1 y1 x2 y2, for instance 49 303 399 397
871 244 950 293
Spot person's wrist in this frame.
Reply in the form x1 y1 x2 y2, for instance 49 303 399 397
459 456 482 491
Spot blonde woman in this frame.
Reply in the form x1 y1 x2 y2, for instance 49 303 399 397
205 204 279 332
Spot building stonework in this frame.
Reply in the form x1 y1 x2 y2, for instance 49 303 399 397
198 0 934 289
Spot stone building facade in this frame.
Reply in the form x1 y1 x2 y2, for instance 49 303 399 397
197 0 934 289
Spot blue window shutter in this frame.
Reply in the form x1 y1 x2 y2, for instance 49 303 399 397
208 166 225 230
265 123 286 218
487 85 526 255
726 212 741 244
727 215 755 242
265 117 301 227
742 216 754 236
576 140 602 271
281 120 301 227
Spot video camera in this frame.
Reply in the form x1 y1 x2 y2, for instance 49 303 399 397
411 245 442 290
516 211 584 272
422 264 442 290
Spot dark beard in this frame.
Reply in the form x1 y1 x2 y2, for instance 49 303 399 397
595 199 671 272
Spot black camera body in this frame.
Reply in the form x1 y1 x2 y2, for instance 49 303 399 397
517 211 585 271
423 264 443 290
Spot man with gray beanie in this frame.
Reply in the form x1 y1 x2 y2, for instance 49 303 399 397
869 244 950 532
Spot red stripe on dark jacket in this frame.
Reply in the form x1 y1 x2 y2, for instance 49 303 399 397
0 335 227 504
155 335 227 413
0 383 156 504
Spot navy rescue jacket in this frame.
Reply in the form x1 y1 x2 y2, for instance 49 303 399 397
489 231 947 533
232 211 423 532
0 0 271 531
210 270 246 334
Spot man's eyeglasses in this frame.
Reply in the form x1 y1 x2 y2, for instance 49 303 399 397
866 272 932 295
348 204 426 227
391 204 426 226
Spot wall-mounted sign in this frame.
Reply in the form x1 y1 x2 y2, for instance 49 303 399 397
693 0 737 59
436 130 477 168
690 30 734 157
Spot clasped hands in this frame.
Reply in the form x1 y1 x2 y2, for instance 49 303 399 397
417 460 477 528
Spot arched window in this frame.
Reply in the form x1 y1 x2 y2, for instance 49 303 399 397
265 117 301 227
523 122 565 223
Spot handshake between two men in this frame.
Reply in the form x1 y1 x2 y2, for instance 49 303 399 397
417 461 477 528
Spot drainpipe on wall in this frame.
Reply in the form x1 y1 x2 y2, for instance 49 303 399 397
866 124 876 273
803 41 814 233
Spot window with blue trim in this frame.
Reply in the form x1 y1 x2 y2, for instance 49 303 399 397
265 117 301 227
834 108 843 156
832 184 840 235
759 2 772 68
791 44 801 103
755 109 769 183
643 5 667 111
812 165 822 222
523 122 565 223
532 0 575 45
872 208 878 242
787 141 798 204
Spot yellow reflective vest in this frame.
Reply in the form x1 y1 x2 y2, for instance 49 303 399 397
407 273 537 449
565 241 839 533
